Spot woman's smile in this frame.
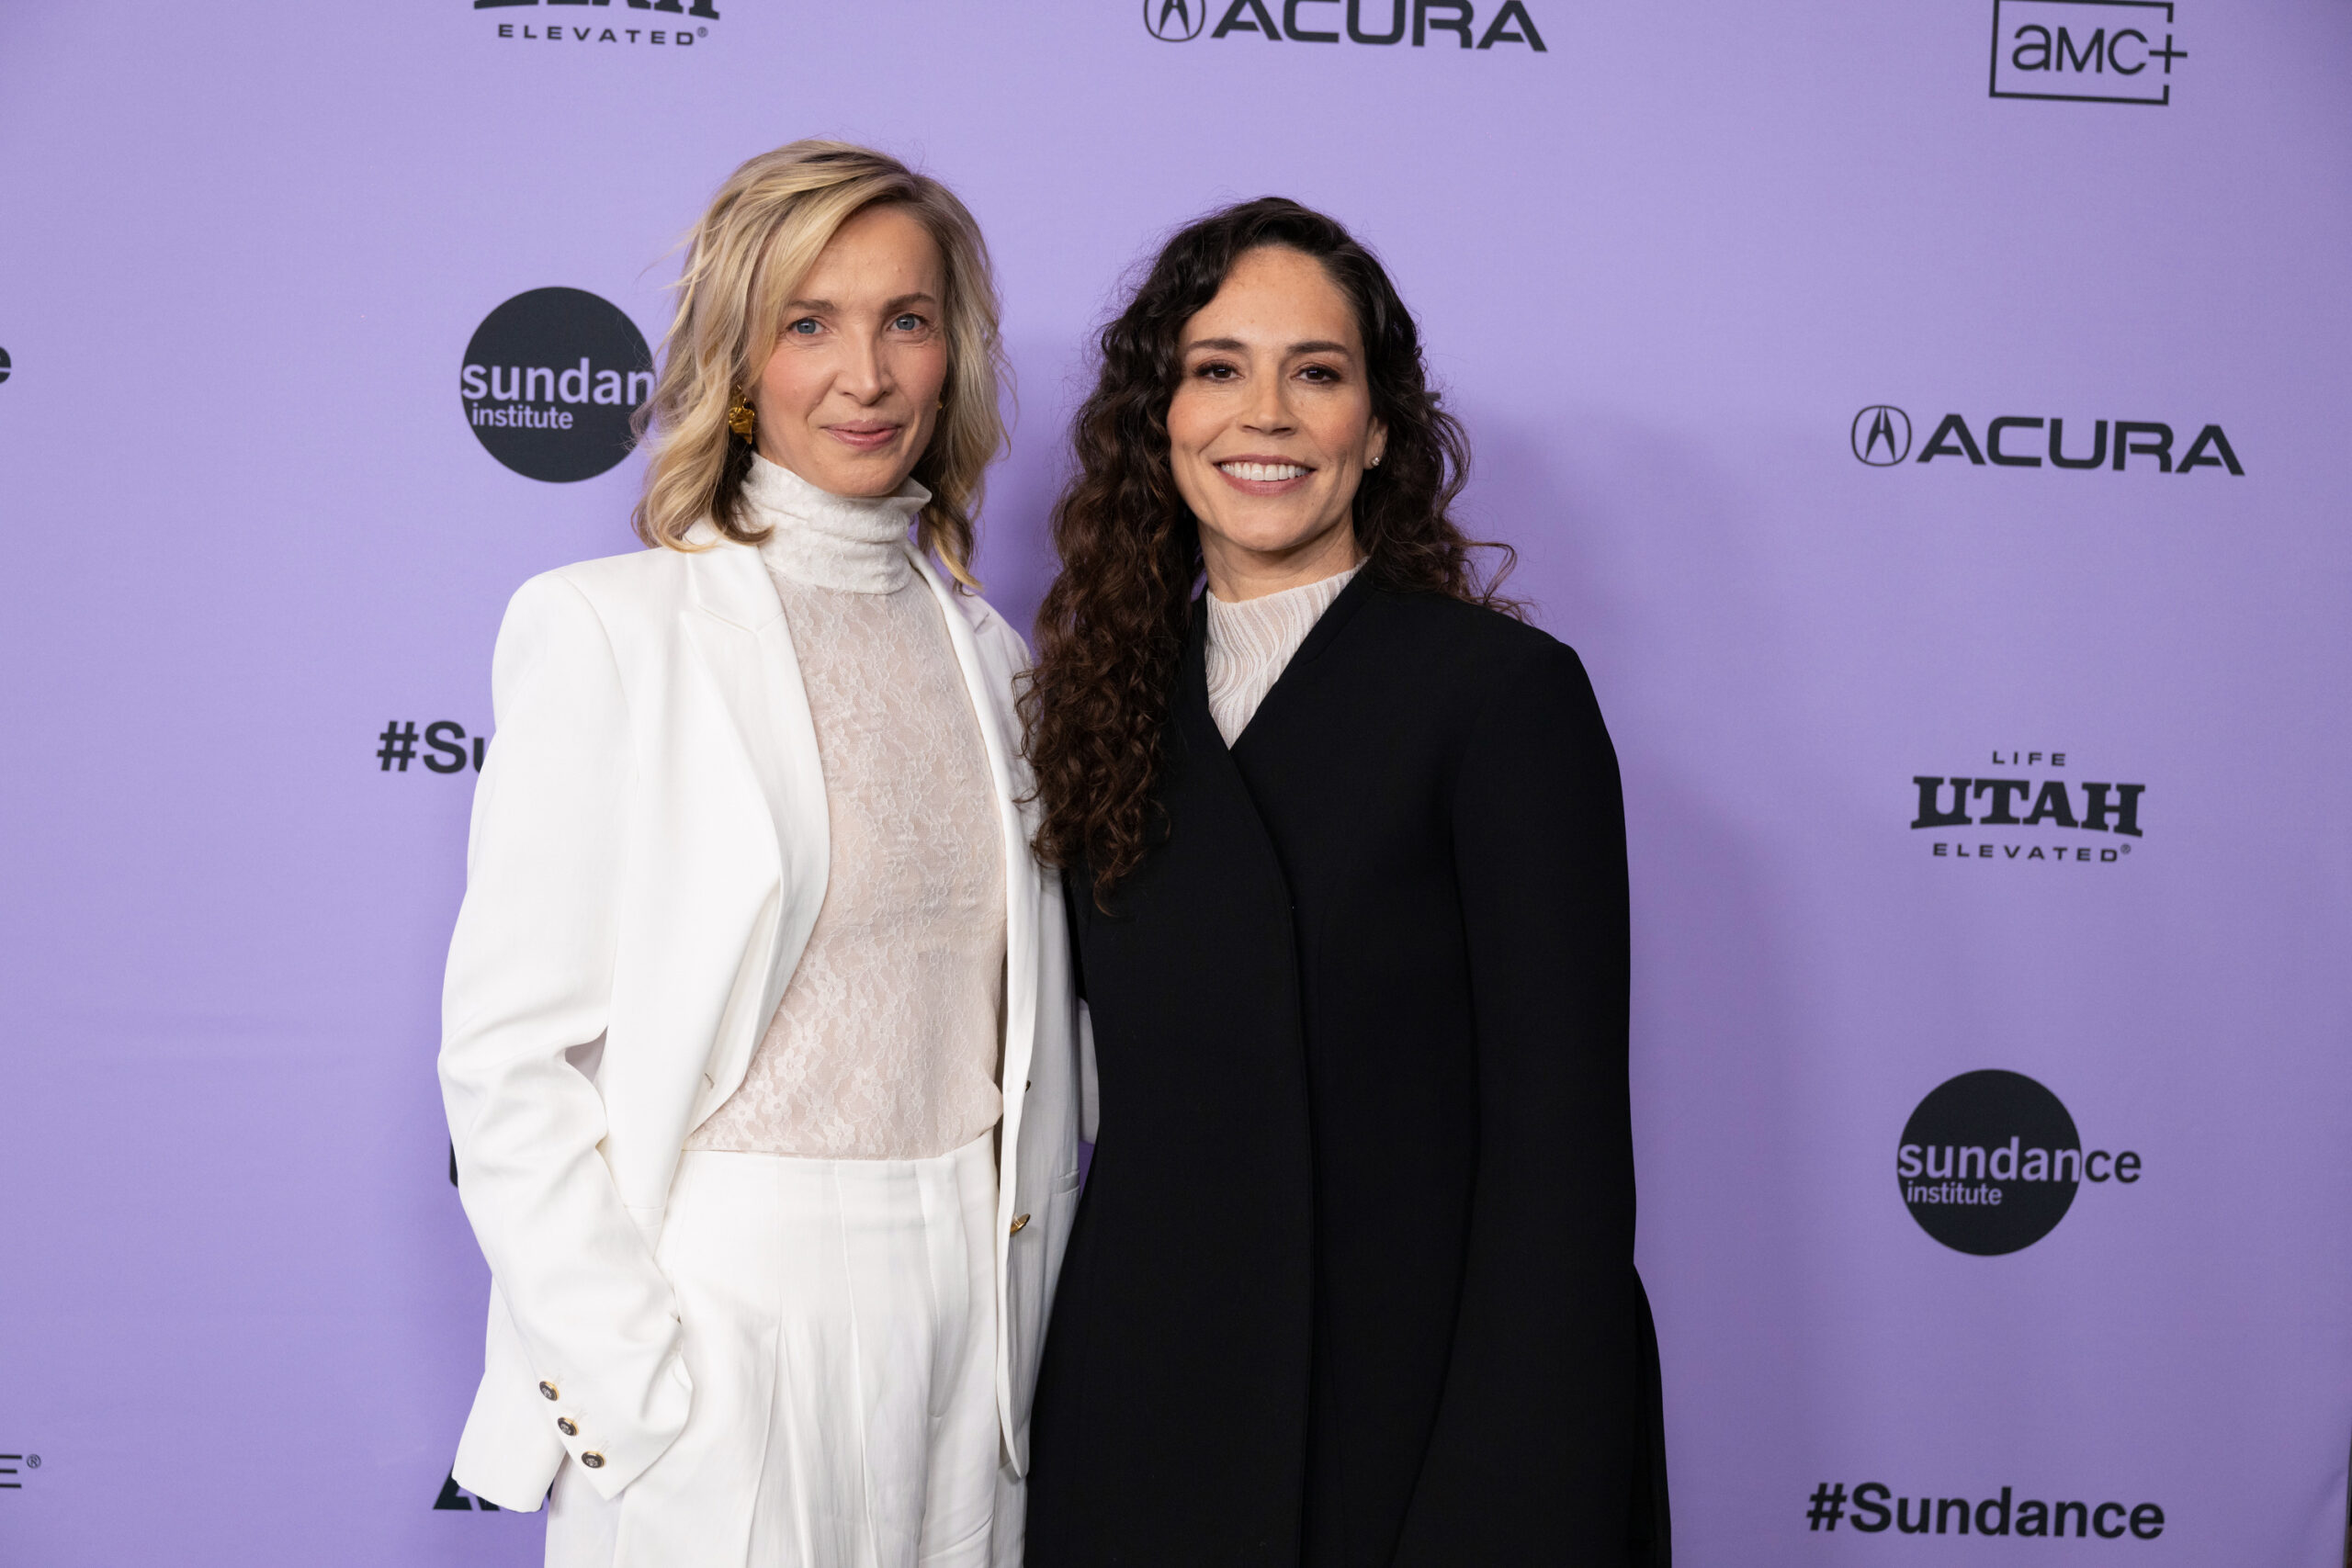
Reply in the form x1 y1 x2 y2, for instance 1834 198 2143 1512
825 419 906 454
1213 454 1317 494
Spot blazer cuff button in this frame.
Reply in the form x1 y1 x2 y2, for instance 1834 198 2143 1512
538 1382 560 1401
580 1451 605 1470
556 1417 579 1437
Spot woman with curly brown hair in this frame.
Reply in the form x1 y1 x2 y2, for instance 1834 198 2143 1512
1018 198 1667 1568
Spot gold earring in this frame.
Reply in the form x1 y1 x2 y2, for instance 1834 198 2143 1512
726 396 757 439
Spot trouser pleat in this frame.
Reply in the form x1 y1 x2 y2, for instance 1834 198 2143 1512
544 1135 1000 1568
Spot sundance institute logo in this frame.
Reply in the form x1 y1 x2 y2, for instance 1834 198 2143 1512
1145 0 1545 50
1897 1070 2140 1255
460 288 652 483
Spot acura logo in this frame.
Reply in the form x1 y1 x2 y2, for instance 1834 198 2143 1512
1142 0 1548 48
1851 405 2243 474
1853 405 1912 466
1144 0 1206 39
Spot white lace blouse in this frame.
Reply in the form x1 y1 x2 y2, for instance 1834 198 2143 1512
686 456 1007 1161
1203 564 1363 746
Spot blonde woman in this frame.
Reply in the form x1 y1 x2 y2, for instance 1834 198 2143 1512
437 141 1084 1568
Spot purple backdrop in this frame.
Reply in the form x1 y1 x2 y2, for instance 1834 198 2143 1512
4 1 2349 1562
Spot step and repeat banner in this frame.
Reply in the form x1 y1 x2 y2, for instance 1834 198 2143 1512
3 2 2348 1563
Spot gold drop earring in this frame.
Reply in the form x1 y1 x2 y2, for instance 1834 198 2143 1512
726 395 757 439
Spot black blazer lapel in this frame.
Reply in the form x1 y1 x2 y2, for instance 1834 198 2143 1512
1174 599 1288 889
1223 567 1375 770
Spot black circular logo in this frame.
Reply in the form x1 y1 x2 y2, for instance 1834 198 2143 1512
0 345 13 385
1144 0 1206 39
1852 404 1912 466
460 288 651 483
1897 1069 2079 1255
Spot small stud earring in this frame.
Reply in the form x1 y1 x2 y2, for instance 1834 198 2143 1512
726 396 756 439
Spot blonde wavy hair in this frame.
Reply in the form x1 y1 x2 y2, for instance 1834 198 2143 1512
631 141 1007 585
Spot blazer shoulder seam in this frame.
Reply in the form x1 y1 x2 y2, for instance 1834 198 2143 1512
515 570 643 749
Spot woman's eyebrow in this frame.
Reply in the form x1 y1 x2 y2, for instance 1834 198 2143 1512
1180 336 1355 355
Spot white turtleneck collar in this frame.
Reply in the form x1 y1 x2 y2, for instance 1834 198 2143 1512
1203 563 1363 746
741 452 930 594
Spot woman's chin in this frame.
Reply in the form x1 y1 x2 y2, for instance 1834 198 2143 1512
1215 521 1351 561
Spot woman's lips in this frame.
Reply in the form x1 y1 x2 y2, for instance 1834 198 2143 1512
1213 456 1315 496
825 423 902 453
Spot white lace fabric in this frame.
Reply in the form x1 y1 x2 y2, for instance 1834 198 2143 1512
1203 564 1363 746
687 457 1007 1161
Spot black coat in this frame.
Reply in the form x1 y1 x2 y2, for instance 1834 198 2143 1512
1027 576 1667 1568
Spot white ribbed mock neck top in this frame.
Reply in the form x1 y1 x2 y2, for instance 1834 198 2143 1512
1203 563 1363 747
686 456 1007 1160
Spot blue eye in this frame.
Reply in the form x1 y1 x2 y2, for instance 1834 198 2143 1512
787 318 820 335
893 313 925 332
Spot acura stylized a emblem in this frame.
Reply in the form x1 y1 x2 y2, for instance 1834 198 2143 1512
1144 0 1205 39
1853 405 1913 466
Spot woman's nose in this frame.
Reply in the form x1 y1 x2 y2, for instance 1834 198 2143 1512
1241 382 1294 435
837 333 890 400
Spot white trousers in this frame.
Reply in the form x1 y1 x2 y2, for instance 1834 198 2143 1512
546 1135 1010 1568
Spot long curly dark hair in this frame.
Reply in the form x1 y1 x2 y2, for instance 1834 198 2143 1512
1021 197 1517 904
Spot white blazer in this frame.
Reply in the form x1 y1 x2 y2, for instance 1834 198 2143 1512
438 525 1085 1513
